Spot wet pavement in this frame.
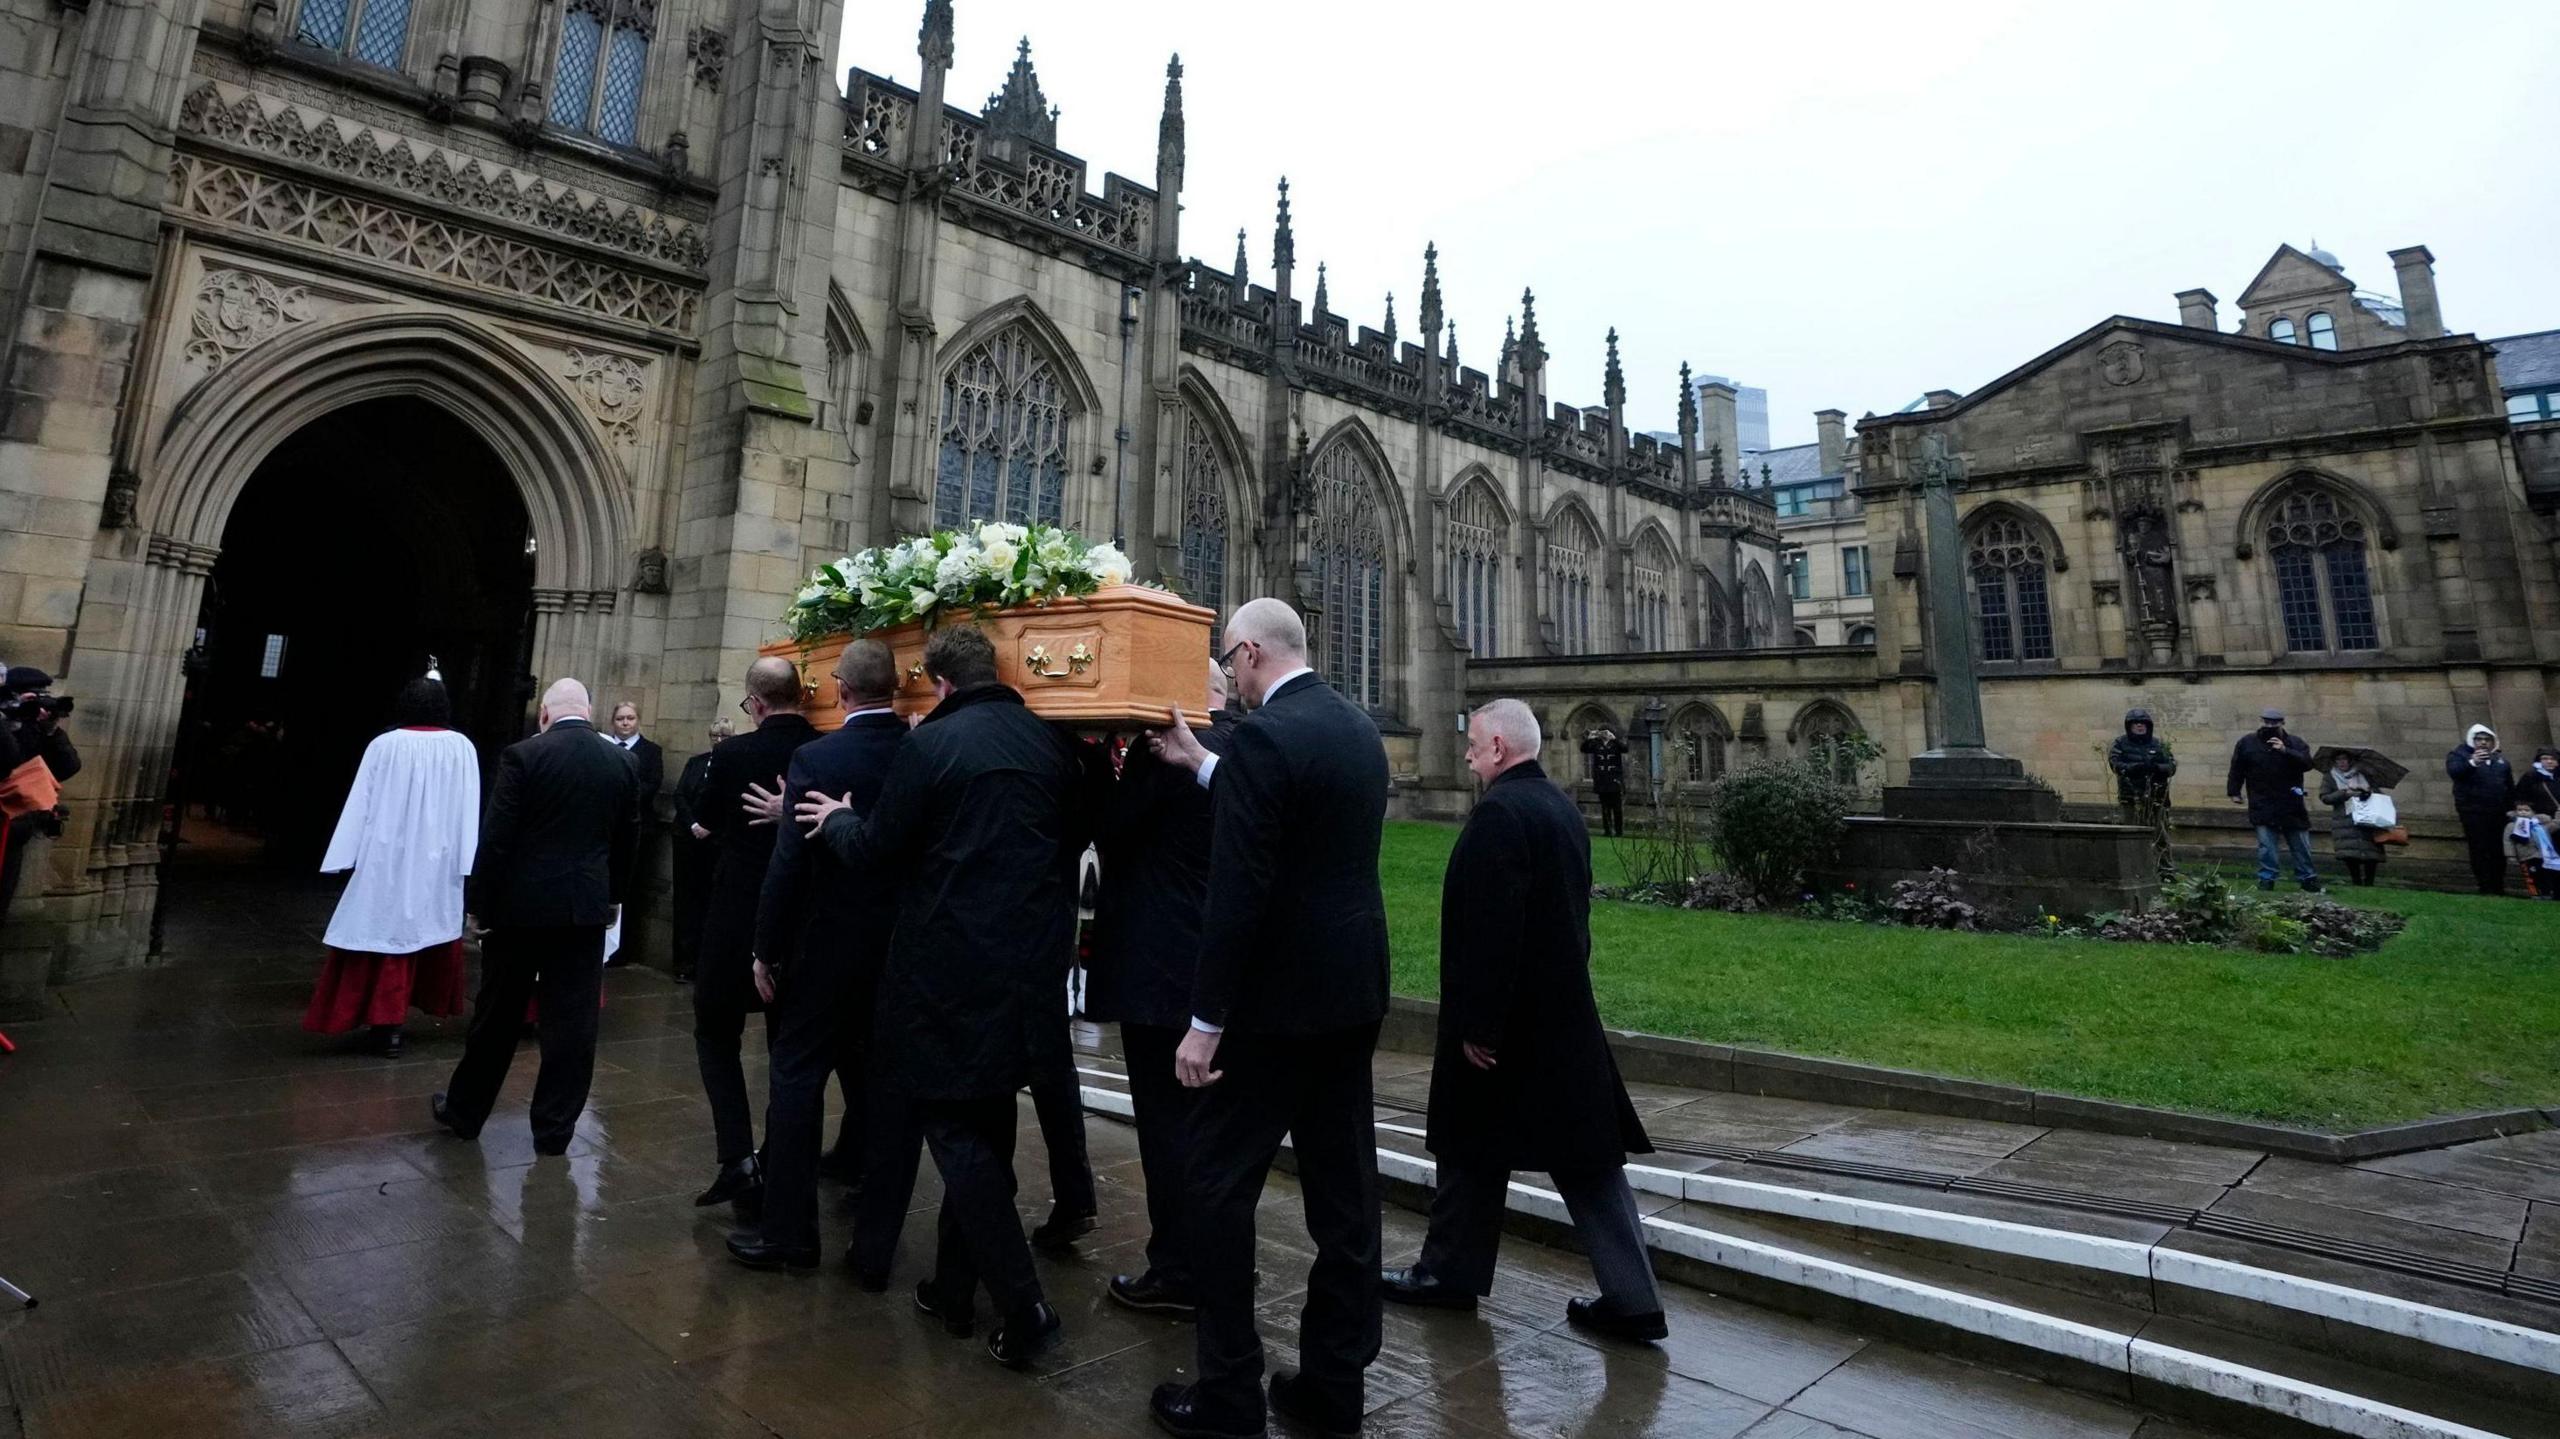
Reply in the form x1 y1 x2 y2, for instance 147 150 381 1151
0 869 2235 1437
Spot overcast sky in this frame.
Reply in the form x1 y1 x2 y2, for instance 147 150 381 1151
840 1 2560 450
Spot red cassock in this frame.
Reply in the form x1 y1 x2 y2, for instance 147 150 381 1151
303 940 470 1033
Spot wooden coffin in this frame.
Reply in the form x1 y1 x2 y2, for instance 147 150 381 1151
759 585 1217 731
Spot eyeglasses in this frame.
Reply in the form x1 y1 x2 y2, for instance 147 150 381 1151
736 698 751 714
1217 639 1252 677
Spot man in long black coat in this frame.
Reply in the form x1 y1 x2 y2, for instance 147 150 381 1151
667 717 730 982
726 639 906 1270
797 624 1084 1370
1581 726 1628 837
2225 706 2320 892
1145 597 1389 1439
692 657 820 1212
1382 698 1666 1341
1086 660 1235 1316
435 678 639 1153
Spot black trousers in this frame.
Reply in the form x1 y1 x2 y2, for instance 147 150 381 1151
920 1093 1045 1323
1187 1024 1382 1423
848 1084 925 1278
1029 1033 1097 1215
1415 1158 1661 1313
1121 1022 1202 1290
694 953 777 1165
670 836 715 976
1596 790 1624 837
754 955 867 1251
443 925 605 1147
2459 811 2510 895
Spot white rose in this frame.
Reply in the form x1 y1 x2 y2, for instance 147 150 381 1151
1086 542 1133 588
980 538 1019 575
907 585 939 612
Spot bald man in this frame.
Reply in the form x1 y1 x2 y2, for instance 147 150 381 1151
434 678 642 1154
690 656 822 1213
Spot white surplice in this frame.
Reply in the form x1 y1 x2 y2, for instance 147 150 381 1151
320 727 480 955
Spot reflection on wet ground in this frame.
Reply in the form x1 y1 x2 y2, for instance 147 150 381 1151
0 870 2219 1436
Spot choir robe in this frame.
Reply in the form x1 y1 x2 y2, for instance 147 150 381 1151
304 726 479 1033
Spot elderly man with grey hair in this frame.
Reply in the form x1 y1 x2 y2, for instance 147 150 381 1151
1381 697 1667 1342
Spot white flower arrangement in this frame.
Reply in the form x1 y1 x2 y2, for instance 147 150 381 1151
786 522 1137 642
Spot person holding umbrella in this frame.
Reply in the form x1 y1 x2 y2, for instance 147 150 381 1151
2315 749 2390 888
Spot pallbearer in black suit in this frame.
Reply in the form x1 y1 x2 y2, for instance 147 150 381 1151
433 678 640 1155
1087 659 1236 1317
1382 698 1666 1342
1145 598 1389 1439
795 625 1083 1370
728 640 906 1271
691 658 820 1215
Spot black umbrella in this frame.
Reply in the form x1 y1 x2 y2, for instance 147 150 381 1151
2310 746 2409 791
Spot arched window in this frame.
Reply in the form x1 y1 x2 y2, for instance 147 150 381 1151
549 0 655 146
1847 624 1876 645
1673 705 1731 785
1629 529 1675 652
1546 507 1601 656
2266 485 2379 653
2268 316 2298 345
823 311 865 437
1447 480 1508 657
294 0 412 69
1741 563 1775 647
1796 702 1865 784
1967 514 2055 662
1794 626 1818 647
934 324 1071 529
1177 408 1230 614
2306 312 2337 351
1310 440 1389 709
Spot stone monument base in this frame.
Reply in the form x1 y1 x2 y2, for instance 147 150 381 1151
1811 814 2162 919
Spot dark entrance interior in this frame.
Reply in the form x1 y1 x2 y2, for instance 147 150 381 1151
169 396 536 870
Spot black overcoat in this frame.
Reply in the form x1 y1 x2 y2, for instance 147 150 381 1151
1426 759 1650 1172
2446 746 2516 818
816 684 1092 1100
669 749 717 971
699 713 820 1006
1086 711 1236 1030
469 718 639 929
2225 732 2315 829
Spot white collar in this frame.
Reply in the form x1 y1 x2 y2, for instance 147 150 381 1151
1258 665 1315 703
844 706 897 720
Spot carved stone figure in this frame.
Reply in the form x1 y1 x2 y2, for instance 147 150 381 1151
2122 510 2179 631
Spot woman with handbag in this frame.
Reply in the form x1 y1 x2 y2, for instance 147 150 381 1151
2319 757 2386 887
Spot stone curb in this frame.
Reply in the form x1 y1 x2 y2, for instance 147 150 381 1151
1384 995 2553 1163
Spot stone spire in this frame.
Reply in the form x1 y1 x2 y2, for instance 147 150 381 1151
1382 292 1397 347
919 0 954 69
1677 361 1700 490
1155 54 1183 188
985 37 1057 150
1444 322 1459 371
1603 327 1625 410
1418 242 1443 335
1313 261 1330 317
1231 227 1250 305
1517 288 1545 373
1272 177 1294 292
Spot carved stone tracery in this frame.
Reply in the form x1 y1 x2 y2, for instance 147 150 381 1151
561 348 649 442
185 268 316 374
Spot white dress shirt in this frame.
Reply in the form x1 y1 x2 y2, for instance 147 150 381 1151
1188 663 1313 1034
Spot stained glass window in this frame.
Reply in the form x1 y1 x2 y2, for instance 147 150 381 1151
1310 441 1389 709
550 6 605 128
1630 530 1675 652
2266 486 2379 653
935 324 1071 529
297 0 410 69
551 0 653 146
1547 507 1600 655
296 0 352 51
1448 481 1508 657
1741 564 1775 647
1967 515 2054 662
1676 707 1729 784
1178 409 1229 616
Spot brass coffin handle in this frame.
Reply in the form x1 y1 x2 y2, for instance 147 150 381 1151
1026 641 1094 679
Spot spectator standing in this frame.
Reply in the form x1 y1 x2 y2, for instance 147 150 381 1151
2318 756 2385 888
667 715 734 983
1580 727 1628 838
2107 708 2178 876
2446 724 2514 896
2513 748 2560 898
2226 707 2320 892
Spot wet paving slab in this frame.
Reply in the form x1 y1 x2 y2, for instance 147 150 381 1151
0 870 2252 1437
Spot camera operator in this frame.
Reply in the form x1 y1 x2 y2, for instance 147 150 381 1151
1 665 82 922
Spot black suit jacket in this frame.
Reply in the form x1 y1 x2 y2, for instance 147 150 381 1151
1193 673 1390 1036
470 717 640 929
1427 760 1648 1171
755 710 906 976
619 734 664 807
700 713 820 989
1088 711 1236 1030
817 684 1096 1100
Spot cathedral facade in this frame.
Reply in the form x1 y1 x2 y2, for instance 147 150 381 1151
0 0 1807 984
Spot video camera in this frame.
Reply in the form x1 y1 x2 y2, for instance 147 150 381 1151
0 690 71 724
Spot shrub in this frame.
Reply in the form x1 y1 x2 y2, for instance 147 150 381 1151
2270 897 2408 957
1886 868 1981 930
1702 738 1876 903
1682 872 1765 913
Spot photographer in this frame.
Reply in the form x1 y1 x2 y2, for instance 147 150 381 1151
1580 726 1629 838
2225 706 2319 893
1 665 82 921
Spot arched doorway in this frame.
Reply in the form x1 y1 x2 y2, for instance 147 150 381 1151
168 397 537 869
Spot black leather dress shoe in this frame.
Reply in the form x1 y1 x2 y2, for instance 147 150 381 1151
1269 1368 1360 1437
1564 1296 1669 1342
1379 1266 1476 1311
531 1135 571 1158
1149 1381 1263 1439
429 1092 477 1140
726 1233 819 1271
913 1278 972 1336
694 1154 763 1207
1108 1271 1197 1317
1029 1203 1097 1252
986 1301 1061 1369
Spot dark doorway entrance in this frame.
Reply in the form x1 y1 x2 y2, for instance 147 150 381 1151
169 396 536 870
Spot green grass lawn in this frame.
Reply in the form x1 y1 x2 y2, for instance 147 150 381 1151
1381 821 2560 1129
